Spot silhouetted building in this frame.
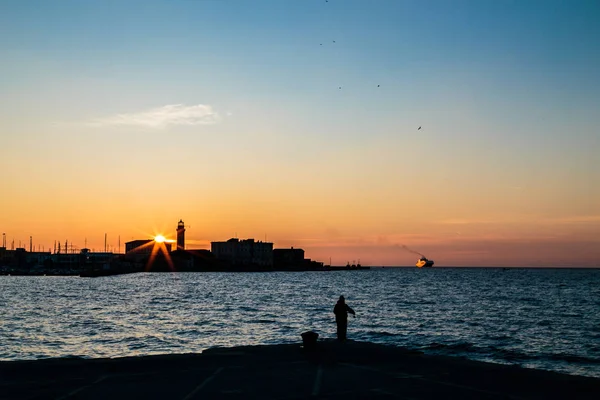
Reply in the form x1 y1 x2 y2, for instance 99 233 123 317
0 247 119 274
211 238 273 267
272 247 326 270
0 247 9 265
79 248 116 265
125 239 172 255
126 240 152 254
0 248 52 268
168 249 225 271
177 220 185 251
273 247 305 268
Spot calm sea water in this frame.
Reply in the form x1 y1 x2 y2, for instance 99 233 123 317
1 268 599 377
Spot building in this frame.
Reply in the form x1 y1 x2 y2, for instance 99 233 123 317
168 249 225 271
272 247 326 270
176 220 185 251
0 247 119 274
0 248 52 270
125 239 172 255
125 239 152 254
273 247 305 268
80 249 116 265
211 238 273 267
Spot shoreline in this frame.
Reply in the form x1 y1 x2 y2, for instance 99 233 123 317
1 340 598 399
0 265 372 277
2 266 599 277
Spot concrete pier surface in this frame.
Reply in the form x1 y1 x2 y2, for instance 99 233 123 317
1 340 598 400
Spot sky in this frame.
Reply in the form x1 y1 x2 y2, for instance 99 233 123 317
1 0 599 267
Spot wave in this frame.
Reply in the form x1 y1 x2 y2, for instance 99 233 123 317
420 342 600 366
369 331 403 338
2 268 599 378
545 353 600 365
247 319 277 324
422 342 529 362
55 354 89 360
421 342 476 352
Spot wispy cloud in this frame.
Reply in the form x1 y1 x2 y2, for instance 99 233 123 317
91 104 220 128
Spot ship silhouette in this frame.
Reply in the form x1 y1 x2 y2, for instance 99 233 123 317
416 257 434 268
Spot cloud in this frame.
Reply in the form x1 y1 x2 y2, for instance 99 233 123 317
91 104 220 128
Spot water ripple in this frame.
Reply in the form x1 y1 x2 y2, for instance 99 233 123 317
0 269 599 377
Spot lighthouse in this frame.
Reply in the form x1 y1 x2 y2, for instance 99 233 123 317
176 220 185 250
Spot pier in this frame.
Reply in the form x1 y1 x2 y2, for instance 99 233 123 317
1 340 598 399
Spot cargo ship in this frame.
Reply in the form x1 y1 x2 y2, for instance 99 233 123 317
416 257 434 268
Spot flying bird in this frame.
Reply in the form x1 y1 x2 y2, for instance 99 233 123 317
339 86 342 89
418 126 422 130
333 40 336 43
377 85 380 87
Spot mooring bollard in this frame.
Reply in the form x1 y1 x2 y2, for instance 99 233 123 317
301 331 319 350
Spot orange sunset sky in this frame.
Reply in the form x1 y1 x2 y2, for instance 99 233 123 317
1 1 599 267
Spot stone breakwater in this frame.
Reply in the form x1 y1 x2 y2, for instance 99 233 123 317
1 340 599 400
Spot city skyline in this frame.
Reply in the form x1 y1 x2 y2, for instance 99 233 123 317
1 217 598 267
1 0 599 267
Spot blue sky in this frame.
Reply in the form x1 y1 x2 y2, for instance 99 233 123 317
2 0 599 141
1 0 599 265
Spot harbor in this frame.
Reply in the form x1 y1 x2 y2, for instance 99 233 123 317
1 220 371 276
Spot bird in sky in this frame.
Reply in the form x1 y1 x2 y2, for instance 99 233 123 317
339 86 342 89
418 126 422 130
333 40 336 43
377 85 380 87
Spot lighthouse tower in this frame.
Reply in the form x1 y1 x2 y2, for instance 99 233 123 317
176 219 185 250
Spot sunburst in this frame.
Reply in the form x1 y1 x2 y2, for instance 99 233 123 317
127 234 175 272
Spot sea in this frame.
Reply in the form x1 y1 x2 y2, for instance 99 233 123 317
1 268 599 378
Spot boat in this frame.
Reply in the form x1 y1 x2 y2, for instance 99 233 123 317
416 257 434 268
333 261 370 270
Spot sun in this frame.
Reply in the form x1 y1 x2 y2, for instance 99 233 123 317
154 235 166 243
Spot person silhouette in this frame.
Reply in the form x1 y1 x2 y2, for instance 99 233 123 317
333 295 355 341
